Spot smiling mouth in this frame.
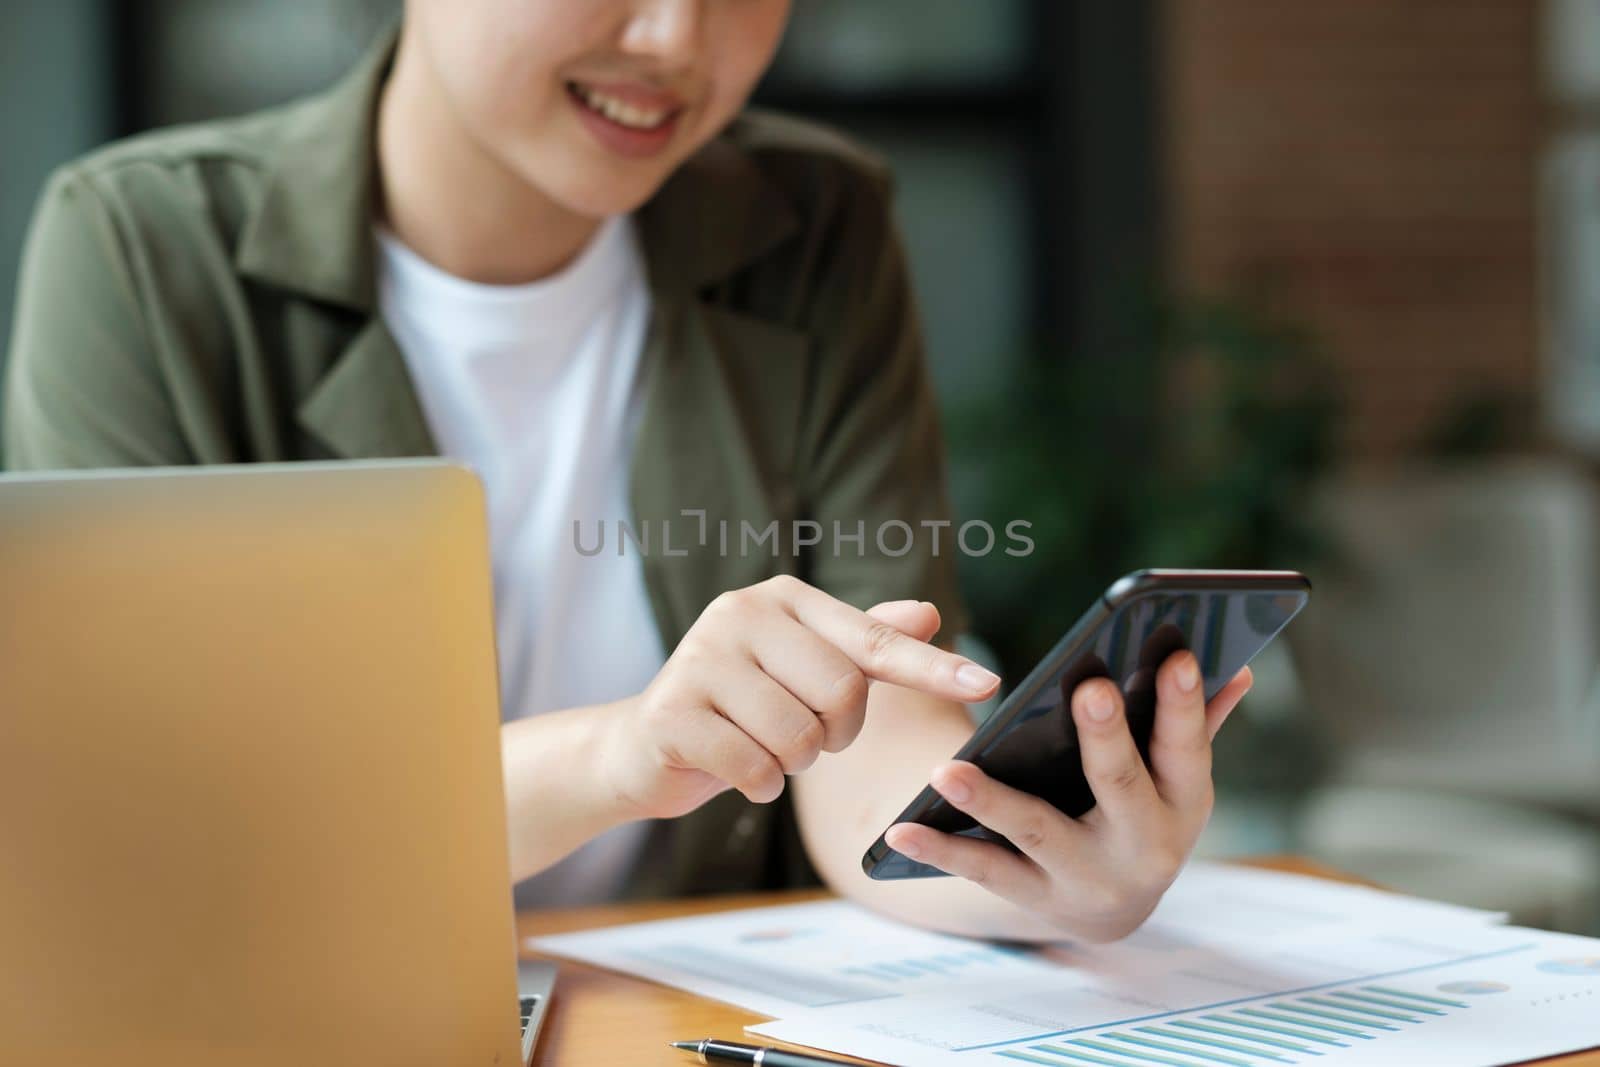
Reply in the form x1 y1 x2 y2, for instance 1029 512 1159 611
565 81 680 132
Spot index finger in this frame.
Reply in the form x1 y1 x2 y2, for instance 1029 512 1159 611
770 576 1000 701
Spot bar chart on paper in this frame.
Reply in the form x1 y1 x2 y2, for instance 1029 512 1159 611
752 932 1600 1067
991 979 1495 1066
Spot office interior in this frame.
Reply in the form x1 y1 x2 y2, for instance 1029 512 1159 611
3 0 1599 936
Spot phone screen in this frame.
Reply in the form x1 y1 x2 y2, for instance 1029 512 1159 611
865 580 1308 879
972 589 1306 823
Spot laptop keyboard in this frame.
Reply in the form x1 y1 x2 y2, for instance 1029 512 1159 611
518 994 541 1036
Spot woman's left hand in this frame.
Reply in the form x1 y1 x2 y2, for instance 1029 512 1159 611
882 653 1252 943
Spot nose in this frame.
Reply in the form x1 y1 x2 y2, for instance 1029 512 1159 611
620 0 701 71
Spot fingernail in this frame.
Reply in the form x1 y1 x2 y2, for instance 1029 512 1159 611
933 768 972 805
1083 684 1116 722
1177 654 1200 693
956 663 1000 694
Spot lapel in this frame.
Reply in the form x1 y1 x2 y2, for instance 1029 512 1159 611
234 28 391 312
234 26 437 459
295 317 436 459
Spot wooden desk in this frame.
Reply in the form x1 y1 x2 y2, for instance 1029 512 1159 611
517 857 1600 1067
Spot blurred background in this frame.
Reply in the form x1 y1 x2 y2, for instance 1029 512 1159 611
3 1 1600 931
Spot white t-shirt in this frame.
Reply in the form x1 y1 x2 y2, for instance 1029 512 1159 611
376 215 665 907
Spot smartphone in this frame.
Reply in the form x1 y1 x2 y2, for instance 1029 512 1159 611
861 569 1311 880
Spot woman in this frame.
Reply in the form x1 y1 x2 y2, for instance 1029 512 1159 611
4 1 1250 942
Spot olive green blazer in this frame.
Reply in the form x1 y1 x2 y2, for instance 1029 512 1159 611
3 34 967 899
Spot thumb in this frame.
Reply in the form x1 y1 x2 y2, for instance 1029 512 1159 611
866 599 942 644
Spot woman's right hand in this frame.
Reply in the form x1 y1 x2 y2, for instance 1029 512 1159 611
596 574 1000 821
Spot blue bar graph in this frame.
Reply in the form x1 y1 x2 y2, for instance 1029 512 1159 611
989 981 1474 1066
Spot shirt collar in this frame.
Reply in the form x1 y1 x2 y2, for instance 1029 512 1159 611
235 26 800 311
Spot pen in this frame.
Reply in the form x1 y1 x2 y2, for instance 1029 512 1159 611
671 1037 855 1066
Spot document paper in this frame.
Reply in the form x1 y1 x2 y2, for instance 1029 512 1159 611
752 923 1600 1067
527 862 1599 1066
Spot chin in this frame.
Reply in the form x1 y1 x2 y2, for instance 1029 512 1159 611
508 146 677 221
553 179 663 219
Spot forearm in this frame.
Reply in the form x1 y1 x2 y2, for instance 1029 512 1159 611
500 699 636 884
793 686 1067 943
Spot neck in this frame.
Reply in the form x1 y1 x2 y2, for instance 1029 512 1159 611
375 31 600 285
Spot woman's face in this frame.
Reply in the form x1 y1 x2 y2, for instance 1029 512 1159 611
405 0 792 217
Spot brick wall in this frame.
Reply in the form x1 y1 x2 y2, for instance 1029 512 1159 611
1162 0 1541 458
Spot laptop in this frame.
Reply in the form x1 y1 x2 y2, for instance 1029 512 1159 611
0 461 553 1066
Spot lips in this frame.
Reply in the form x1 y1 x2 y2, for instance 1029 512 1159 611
567 81 677 131
564 78 685 159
